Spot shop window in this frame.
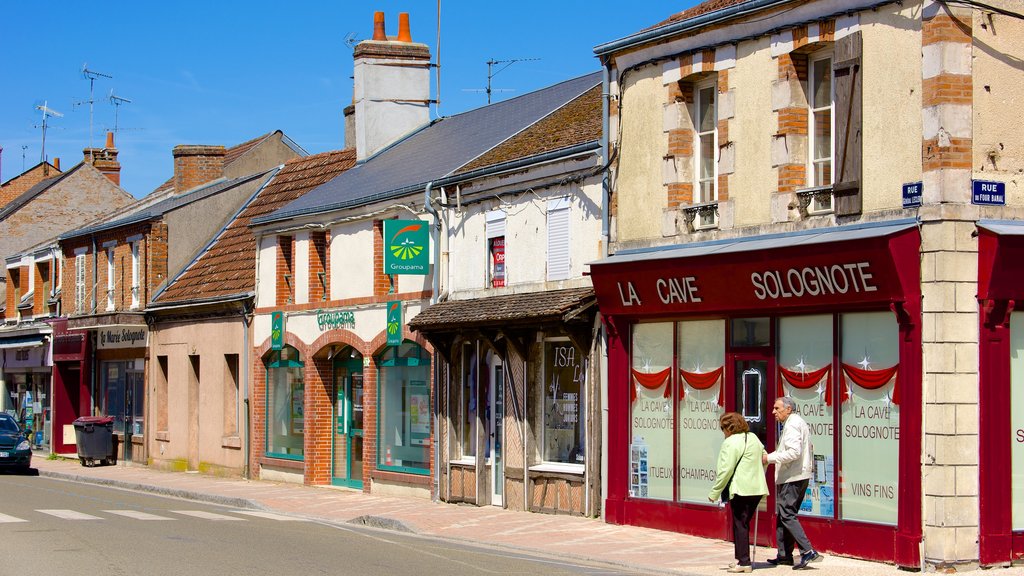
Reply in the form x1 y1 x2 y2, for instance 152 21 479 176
730 317 771 347
458 342 479 459
265 346 304 459
694 77 718 228
546 198 570 281
75 253 86 314
1010 313 1024 530
377 342 431 474
629 322 674 501
101 361 126 431
839 311 899 525
543 340 585 465
224 354 239 437
676 319 725 503
778 315 835 518
808 51 833 195
486 210 506 288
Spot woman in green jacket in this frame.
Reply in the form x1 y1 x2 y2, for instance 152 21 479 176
709 412 770 573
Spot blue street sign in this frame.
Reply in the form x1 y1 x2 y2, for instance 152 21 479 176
972 180 1005 206
902 182 922 208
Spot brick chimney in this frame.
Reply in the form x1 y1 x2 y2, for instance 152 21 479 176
351 11 431 160
82 132 122 185
172 144 225 194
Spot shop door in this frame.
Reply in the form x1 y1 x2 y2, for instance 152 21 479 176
730 351 776 546
489 360 504 506
124 369 145 462
332 360 364 489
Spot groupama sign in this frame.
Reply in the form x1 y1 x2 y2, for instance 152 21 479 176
384 219 429 275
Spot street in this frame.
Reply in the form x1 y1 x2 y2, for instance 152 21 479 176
0 473 639 576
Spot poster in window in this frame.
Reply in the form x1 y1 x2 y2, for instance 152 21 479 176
490 237 505 287
544 342 585 464
409 381 430 446
291 382 304 435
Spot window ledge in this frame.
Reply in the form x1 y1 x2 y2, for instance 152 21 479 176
681 201 719 231
796 185 834 216
221 435 241 449
529 462 584 475
155 430 170 442
450 457 476 467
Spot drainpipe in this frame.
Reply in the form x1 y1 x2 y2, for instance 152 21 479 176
241 299 252 479
424 181 442 502
600 61 611 259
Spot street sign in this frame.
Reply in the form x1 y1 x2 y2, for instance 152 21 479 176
901 182 922 208
972 180 1005 206
383 219 429 275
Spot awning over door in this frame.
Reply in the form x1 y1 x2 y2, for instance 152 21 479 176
978 220 1024 302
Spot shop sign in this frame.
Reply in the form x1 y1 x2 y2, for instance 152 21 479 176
591 234 913 316
383 219 429 275
316 308 355 332
271 311 285 351
972 180 1005 205
4 346 47 368
901 182 922 208
97 326 147 349
386 301 403 347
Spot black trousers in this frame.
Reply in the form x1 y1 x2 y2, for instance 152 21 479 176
775 479 812 557
730 494 762 565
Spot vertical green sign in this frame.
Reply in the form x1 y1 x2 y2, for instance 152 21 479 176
271 311 284 350
383 219 429 275
386 301 403 347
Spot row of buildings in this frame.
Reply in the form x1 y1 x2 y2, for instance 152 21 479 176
1 1 1021 570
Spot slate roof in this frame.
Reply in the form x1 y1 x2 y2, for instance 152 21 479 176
153 149 357 304
407 287 595 331
258 72 602 225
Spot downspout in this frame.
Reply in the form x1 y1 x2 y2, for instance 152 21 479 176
241 299 253 479
424 181 441 502
600 61 611 259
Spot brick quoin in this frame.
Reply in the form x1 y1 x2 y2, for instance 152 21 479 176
922 13 973 45
922 74 973 107
923 137 973 171
276 235 294 306
373 221 394 298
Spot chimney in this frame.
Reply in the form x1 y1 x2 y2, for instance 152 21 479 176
172 144 225 194
351 11 431 160
53 157 60 171
83 132 121 185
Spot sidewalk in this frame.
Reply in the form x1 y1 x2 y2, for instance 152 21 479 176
26 456 1003 575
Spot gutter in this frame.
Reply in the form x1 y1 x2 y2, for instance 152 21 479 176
423 180 442 503
251 141 601 227
145 292 255 311
593 0 795 56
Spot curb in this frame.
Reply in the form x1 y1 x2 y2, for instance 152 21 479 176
38 469 265 511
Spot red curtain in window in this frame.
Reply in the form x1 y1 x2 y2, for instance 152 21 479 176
631 367 671 403
679 366 724 407
840 363 899 405
777 364 833 406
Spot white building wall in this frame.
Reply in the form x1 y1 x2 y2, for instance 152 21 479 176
330 221 374 300
294 232 310 304
255 236 277 309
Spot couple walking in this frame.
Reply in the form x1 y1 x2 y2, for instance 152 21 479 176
708 397 824 572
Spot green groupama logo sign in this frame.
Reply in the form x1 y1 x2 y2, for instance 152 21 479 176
386 301 402 347
383 219 429 275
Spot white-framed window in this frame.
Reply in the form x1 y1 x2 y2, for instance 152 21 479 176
694 77 718 228
808 50 834 213
106 246 116 311
130 242 140 309
546 197 570 281
485 209 506 288
75 253 86 314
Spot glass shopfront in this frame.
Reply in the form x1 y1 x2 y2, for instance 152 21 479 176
543 340 586 465
265 346 304 459
1011 313 1024 531
377 341 431 474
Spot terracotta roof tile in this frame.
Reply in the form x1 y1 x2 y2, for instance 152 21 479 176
456 85 601 174
408 287 595 331
154 149 356 304
644 0 749 32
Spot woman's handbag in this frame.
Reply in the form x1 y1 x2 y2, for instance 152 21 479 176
720 433 748 502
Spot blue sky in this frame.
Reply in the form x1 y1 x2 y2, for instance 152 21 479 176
1 1 695 196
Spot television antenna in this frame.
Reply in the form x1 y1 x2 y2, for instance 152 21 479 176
108 90 133 134
21 145 28 171
75 64 113 159
344 32 360 49
463 58 539 104
34 101 64 163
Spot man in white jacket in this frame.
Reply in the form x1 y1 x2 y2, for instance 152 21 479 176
762 396 823 569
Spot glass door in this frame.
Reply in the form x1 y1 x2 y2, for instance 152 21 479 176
332 357 364 488
731 350 776 546
490 359 504 506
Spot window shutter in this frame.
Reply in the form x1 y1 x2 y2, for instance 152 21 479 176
547 198 570 281
75 255 86 313
833 30 862 216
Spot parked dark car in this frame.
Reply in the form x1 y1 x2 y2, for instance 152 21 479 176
0 413 32 473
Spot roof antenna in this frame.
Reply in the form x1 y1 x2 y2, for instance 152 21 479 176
21 145 28 171
344 32 360 49
34 101 64 163
75 64 113 161
108 90 132 134
463 57 539 104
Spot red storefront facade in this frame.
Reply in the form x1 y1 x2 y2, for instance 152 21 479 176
590 220 923 567
977 221 1024 565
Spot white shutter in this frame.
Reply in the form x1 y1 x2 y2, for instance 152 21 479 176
547 198 570 281
485 209 506 239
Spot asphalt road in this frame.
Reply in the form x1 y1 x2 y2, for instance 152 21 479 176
0 472 642 576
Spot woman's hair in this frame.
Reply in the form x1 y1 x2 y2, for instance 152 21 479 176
719 412 750 435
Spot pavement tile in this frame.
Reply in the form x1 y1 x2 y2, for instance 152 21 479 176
28 456 1023 575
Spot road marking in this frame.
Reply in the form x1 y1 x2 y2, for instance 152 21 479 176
37 509 103 520
231 510 308 521
104 510 174 521
0 513 28 523
171 510 245 521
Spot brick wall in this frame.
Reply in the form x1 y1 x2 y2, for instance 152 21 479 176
5 267 20 318
60 222 154 315
172 145 225 194
276 236 294 306
309 232 328 302
372 221 393 297
0 163 59 208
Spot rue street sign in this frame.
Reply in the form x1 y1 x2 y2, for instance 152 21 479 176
972 180 1005 206
901 182 922 208
383 219 429 275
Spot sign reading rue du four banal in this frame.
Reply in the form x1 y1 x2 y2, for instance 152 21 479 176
591 241 909 316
